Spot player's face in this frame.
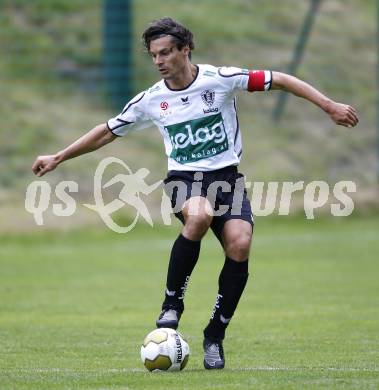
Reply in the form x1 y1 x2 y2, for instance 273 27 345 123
149 36 189 80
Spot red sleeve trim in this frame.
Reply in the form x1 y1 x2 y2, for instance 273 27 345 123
247 70 265 92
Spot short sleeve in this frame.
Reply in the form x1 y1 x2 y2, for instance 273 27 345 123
218 66 272 93
107 92 153 137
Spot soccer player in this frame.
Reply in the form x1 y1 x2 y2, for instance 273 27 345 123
32 17 358 369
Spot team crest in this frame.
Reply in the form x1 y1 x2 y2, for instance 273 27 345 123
201 89 215 107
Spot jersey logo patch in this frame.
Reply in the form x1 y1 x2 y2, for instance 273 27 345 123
160 101 169 110
201 89 215 107
165 113 229 164
181 96 190 105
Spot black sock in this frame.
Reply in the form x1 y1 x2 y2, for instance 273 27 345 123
162 234 201 313
204 256 249 340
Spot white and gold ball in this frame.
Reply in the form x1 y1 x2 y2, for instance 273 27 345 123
140 328 190 371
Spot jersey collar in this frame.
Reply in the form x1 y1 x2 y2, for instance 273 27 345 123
164 65 199 92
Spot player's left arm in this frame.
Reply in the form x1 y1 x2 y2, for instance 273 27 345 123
271 71 359 128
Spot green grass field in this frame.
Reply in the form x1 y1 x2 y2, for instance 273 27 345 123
0 216 378 389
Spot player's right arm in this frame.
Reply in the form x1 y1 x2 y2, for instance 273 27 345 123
32 123 116 177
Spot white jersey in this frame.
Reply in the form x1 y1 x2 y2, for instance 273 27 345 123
107 64 272 172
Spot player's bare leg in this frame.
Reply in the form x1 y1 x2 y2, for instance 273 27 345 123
156 197 213 329
203 219 252 369
222 219 253 261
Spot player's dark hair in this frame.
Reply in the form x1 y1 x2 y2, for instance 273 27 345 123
142 17 195 54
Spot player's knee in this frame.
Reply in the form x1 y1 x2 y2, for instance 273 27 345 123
183 213 212 240
225 233 252 261
185 212 213 231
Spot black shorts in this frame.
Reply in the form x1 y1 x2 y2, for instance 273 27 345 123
163 165 254 242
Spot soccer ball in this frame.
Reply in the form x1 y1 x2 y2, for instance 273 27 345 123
140 328 190 371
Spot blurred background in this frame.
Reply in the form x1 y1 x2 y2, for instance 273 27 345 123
0 0 377 232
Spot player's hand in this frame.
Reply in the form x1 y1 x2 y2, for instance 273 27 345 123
32 155 60 177
326 101 359 128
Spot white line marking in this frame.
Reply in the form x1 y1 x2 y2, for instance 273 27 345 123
1 366 378 374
